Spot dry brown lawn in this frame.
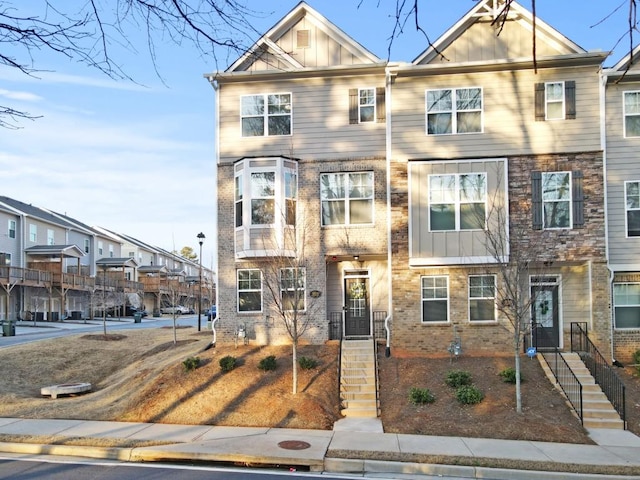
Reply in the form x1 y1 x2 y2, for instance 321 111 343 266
0 326 639 446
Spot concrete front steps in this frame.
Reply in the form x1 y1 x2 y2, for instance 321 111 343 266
560 352 625 430
339 339 379 418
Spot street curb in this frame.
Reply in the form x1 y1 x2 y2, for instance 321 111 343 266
0 441 132 461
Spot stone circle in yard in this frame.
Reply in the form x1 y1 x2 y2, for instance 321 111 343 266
41 382 92 399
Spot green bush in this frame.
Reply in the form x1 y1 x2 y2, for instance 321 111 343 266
445 369 472 388
409 387 435 405
299 356 318 370
455 385 484 405
258 355 277 371
182 356 200 372
219 355 237 373
634 349 640 374
499 367 522 384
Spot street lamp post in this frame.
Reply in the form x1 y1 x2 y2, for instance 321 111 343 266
197 232 205 332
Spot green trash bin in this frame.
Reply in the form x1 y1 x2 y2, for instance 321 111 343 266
133 313 142 323
2 321 15 337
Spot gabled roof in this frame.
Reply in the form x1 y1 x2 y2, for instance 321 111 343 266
96 257 139 268
0 196 77 229
225 1 381 73
139 265 169 274
606 44 640 78
413 0 587 66
24 244 85 259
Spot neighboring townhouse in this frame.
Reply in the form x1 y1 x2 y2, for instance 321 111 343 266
209 1 391 344
603 47 640 363
208 0 619 359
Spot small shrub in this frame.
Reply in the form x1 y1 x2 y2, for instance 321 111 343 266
634 349 640 374
258 355 277 371
219 355 237 373
456 385 484 405
299 356 318 370
445 369 472 388
409 387 435 405
499 367 522 384
182 356 200 372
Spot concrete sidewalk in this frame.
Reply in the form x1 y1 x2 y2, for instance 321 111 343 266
1 417 640 479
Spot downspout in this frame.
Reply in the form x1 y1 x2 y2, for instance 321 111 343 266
599 70 615 362
384 65 396 357
210 77 220 347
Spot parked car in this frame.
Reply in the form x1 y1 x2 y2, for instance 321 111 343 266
160 305 189 315
207 305 217 321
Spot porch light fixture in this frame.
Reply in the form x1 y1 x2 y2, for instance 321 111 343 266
353 255 359 260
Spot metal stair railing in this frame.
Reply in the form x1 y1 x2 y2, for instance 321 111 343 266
539 349 583 424
571 322 627 429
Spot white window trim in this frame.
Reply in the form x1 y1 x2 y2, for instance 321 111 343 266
358 87 376 124
250 171 276 226
8 220 16 239
240 92 292 137
625 180 640 238
47 229 55 246
468 274 497 323
425 87 484 136
545 81 565 120
280 267 306 312
420 275 450 324
623 90 640 138
320 171 375 227
29 224 37 243
428 173 487 232
613 282 640 330
542 171 572 230
237 268 263 313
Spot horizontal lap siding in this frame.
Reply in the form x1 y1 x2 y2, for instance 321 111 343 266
391 67 601 161
218 76 386 163
605 81 640 265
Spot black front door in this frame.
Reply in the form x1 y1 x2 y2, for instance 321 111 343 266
531 284 560 349
344 277 370 337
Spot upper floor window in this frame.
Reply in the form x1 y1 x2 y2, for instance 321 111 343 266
321 172 374 226
7 220 15 239
469 275 496 322
235 174 243 228
241 93 291 137
0 252 11 266
280 267 305 311
532 171 584 230
428 173 486 231
238 269 262 312
535 81 576 121
98 241 103 256
285 171 297 226
426 87 482 135
29 224 37 242
625 181 640 237
421 275 449 323
358 88 375 122
84 239 90 254
251 172 275 225
349 88 385 124
624 91 640 137
613 283 640 329
109 245 114 258
47 229 54 245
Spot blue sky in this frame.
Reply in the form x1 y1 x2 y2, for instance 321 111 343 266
0 1 632 266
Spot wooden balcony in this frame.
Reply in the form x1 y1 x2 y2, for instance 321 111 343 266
0 266 52 287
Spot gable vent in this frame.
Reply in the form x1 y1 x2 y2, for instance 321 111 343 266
296 29 310 48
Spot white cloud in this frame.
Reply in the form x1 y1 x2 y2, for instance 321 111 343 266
0 88 42 102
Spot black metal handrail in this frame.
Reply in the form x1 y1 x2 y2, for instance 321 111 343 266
539 349 583 424
571 322 627 429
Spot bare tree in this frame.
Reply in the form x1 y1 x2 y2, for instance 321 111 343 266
258 211 322 395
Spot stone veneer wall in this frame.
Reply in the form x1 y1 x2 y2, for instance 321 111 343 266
389 152 611 357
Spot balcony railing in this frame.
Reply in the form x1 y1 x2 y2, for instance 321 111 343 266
0 266 52 284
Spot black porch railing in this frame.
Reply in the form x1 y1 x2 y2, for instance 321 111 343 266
539 349 584 424
571 322 627 429
328 311 387 340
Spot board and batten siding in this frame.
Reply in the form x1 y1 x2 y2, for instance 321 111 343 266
218 75 386 163
605 80 640 266
391 66 601 161
409 159 507 265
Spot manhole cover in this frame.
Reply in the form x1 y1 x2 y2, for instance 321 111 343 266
277 440 311 450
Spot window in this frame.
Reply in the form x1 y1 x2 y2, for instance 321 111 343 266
613 283 640 329
238 269 262 312
0 252 10 266
535 81 576 121
426 87 482 135
532 171 583 230
320 172 374 226
469 275 496 322
285 171 297 226
421 276 449 322
84 239 90 254
349 88 385 124
624 91 640 137
29 224 36 242
235 174 243 227
251 172 275 225
7 220 15 239
109 245 114 258
280 268 305 311
429 173 486 231
47 229 54 245
241 93 291 137
626 181 640 236
98 241 103 256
